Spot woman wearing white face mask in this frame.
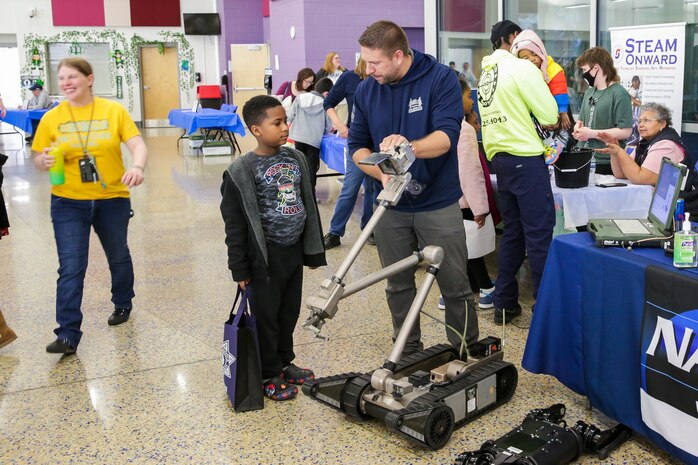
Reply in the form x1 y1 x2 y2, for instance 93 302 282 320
572 47 633 175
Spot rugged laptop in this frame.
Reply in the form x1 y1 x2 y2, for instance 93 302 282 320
588 158 687 247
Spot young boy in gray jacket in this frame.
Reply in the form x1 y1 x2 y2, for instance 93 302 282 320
288 77 334 193
220 96 326 401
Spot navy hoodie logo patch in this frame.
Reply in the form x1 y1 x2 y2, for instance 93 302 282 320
478 64 498 108
408 97 423 114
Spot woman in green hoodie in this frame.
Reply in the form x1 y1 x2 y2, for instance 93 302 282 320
572 47 633 175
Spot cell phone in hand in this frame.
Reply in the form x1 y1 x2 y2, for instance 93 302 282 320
595 182 627 188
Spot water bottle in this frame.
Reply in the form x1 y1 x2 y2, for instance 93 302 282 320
589 157 596 186
48 146 65 186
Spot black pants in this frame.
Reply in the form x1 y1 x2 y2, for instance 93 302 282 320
248 241 304 379
467 257 492 293
294 141 320 193
462 208 493 292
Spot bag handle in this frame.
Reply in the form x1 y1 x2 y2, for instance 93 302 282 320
229 286 251 323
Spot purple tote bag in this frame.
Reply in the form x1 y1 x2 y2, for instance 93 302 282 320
223 287 264 412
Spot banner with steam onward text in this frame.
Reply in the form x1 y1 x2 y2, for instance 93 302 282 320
610 23 685 144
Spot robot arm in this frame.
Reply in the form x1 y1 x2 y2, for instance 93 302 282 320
302 143 416 339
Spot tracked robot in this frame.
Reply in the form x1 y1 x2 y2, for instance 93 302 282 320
454 404 632 464
302 143 518 450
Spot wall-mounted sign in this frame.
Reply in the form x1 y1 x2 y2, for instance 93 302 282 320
116 76 123 99
20 75 40 89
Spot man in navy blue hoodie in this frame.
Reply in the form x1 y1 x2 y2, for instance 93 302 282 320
349 20 478 355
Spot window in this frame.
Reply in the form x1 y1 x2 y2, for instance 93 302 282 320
437 0 498 86
0 47 21 107
47 42 112 96
599 1 698 125
504 0 591 113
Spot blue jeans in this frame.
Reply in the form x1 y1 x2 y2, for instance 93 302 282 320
491 154 555 309
328 152 375 236
51 195 135 345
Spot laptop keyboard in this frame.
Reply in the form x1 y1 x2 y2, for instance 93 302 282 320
614 219 650 234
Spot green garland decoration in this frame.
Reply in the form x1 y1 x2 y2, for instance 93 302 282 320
22 29 196 112
130 31 196 95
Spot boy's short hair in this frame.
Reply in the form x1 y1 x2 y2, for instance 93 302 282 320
315 77 333 95
242 95 282 128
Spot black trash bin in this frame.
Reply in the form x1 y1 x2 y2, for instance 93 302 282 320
552 149 593 188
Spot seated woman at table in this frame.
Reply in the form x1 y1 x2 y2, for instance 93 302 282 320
274 68 315 112
597 102 686 186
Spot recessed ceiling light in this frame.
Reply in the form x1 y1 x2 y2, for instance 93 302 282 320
564 3 590 9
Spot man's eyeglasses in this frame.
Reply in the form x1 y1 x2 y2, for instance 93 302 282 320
638 117 659 125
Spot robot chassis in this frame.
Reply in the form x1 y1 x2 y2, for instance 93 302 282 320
301 143 518 450
454 403 633 465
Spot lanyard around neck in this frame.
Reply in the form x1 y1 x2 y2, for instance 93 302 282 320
67 100 96 156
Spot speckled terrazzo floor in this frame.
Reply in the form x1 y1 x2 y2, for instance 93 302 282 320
0 128 683 465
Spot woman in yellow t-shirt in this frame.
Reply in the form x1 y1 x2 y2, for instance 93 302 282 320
32 57 148 355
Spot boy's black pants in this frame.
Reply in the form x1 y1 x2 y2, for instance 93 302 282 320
248 241 304 380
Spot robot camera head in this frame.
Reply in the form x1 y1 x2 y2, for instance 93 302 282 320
358 141 415 176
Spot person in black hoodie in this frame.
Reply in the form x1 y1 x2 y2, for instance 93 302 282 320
220 95 326 401
597 102 686 186
349 20 478 355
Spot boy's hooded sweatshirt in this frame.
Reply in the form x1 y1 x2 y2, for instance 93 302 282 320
478 49 558 160
349 49 463 213
288 90 332 149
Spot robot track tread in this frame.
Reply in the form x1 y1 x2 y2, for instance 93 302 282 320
393 343 461 373
341 373 373 419
302 372 366 413
384 359 518 448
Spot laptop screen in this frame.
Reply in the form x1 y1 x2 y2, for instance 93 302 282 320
648 159 682 232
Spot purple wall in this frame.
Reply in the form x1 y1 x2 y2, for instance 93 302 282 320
405 27 425 52
269 0 308 89
270 0 424 85
217 0 264 78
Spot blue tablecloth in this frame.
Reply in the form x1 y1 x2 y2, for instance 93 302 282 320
220 104 238 114
168 108 246 136
0 108 50 134
522 233 698 464
320 134 347 174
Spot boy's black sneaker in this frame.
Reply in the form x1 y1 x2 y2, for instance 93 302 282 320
493 303 522 324
264 376 298 401
281 363 315 385
108 307 131 326
323 233 341 250
46 338 76 355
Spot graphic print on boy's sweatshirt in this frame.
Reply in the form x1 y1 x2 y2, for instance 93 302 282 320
264 162 305 215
